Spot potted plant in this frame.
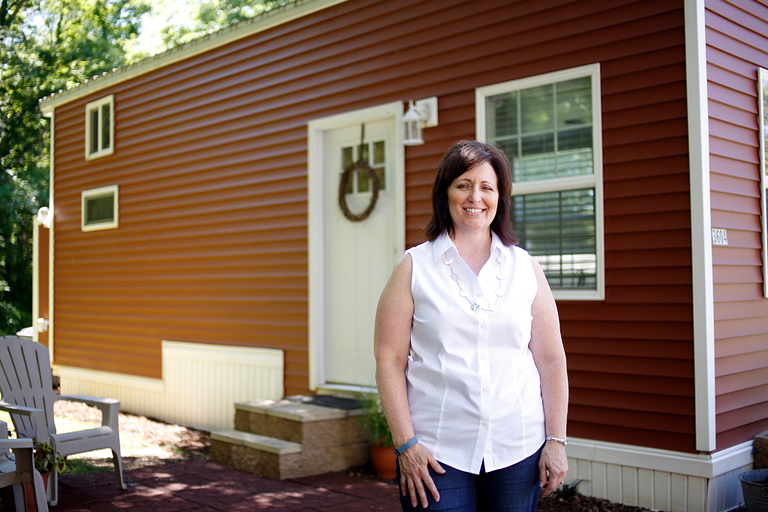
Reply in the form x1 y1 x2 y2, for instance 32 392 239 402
356 393 396 479
24 440 65 510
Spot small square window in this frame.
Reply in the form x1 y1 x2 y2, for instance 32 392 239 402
82 185 119 231
85 95 114 160
339 140 387 195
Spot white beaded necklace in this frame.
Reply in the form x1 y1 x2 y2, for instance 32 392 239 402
443 253 505 312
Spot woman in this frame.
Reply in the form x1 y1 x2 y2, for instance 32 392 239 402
374 140 568 511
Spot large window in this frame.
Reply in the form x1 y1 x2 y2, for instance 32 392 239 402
759 68 768 298
477 64 604 300
85 95 114 160
82 185 119 231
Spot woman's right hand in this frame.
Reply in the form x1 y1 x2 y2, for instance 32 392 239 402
398 443 445 508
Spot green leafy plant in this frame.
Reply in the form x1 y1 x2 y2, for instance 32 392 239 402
356 393 393 448
33 440 66 474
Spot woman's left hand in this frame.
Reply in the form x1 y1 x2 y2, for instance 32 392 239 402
538 441 568 498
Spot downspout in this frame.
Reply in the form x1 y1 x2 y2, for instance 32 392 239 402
684 0 716 453
43 108 55 365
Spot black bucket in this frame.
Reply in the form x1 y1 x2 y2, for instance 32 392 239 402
740 469 768 512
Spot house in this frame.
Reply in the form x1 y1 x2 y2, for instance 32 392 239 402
34 0 768 509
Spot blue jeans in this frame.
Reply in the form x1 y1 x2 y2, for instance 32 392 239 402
397 445 543 512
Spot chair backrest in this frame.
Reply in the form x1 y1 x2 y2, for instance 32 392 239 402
0 336 56 438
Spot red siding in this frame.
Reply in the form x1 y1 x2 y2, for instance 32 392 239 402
705 0 768 449
49 0 696 450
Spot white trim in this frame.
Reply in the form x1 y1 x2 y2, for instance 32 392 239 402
316 383 378 397
56 341 285 431
567 437 753 480
39 0 350 115
84 94 114 160
511 175 599 196
56 365 166 393
475 64 601 98
307 101 405 390
81 184 119 231
48 113 55 364
476 63 604 301
758 67 768 298
162 340 284 367
32 215 41 344
684 0 716 452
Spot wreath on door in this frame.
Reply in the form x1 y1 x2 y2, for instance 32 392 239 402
338 124 381 222
338 160 380 222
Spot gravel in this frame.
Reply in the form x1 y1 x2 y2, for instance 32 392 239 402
54 400 651 511
53 399 210 471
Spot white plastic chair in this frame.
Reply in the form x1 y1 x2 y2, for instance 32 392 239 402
0 420 48 512
0 336 126 505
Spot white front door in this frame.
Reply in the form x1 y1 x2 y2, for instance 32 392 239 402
322 117 399 387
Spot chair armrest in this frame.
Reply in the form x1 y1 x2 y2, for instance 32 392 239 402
0 402 47 442
56 395 120 430
0 438 34 450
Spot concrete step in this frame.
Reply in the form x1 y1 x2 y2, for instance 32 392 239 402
211 396 370 479
234 398 365 449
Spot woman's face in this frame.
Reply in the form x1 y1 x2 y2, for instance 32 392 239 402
447 161 499 237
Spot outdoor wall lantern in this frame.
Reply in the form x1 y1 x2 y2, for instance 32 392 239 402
403 96 438 146
37 207 51 228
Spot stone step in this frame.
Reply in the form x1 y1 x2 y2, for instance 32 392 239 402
210 430 305 480
211 430 302 455
234 398 365 450
211 395 370 480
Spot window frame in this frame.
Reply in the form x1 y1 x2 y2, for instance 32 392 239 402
82 184 119 232
759 68 768 298
84 94 114 160
476 63 605 300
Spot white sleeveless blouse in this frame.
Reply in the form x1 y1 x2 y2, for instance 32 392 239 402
405 232 545 474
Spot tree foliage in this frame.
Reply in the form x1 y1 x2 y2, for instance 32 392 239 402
160 0 294 49
0 0 149 334
0 0 28 32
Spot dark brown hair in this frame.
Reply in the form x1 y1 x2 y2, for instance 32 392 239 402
424 140 518 246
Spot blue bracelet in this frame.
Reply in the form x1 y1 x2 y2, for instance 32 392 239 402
394 437 418 457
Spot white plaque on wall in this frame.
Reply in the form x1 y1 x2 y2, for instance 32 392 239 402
712 228 728 246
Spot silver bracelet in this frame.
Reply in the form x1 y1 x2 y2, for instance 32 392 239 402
545 436 567 446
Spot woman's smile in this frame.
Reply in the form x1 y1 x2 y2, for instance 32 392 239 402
447 161 499 234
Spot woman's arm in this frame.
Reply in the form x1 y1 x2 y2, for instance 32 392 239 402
528 256 569 498
374 254 444 508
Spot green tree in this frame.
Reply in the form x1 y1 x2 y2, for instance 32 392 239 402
160 0 293 49
0 0 149 334
0 0 28 32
